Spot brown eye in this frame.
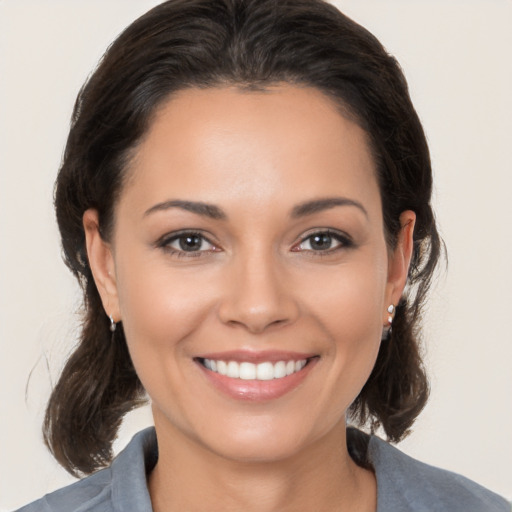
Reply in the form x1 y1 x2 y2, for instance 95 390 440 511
309 233 334 250
159 231 218 255
293 230 352 253
178 234 204 251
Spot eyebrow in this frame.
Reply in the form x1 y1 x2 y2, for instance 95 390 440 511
144 196 367 220
291 197 368 218
144 200 227 220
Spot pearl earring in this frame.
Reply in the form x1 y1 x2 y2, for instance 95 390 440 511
387 304 395 325
381 304 395 341
109 315 117 333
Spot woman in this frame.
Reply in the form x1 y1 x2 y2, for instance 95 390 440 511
15 0 510 510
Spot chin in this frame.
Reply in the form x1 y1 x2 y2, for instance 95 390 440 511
197 412 339 464
207 430 307 464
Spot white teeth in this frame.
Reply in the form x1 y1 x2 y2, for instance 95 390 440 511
239 362 256 380
227 361 239 378
274 361 287 379
217 360 227 376
202 358 308 380
256 362 274 380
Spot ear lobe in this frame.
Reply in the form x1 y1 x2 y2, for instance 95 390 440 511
83 209 120 321
386 210 416 308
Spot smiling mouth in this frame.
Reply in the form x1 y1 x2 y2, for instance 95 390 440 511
196 357 315 381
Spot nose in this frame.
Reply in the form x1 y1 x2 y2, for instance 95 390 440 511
217 250 300 334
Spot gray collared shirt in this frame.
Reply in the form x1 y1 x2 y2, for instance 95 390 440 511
15 427 510 511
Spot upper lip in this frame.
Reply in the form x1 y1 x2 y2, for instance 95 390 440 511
195 350 318 364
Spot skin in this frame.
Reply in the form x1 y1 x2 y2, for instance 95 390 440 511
84 85 415 512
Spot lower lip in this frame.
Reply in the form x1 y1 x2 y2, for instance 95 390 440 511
196 358 318 402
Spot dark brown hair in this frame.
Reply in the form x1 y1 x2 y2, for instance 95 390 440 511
46 0 441 476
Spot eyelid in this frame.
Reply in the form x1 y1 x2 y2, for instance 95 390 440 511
291 228 353 252
156 229 221 255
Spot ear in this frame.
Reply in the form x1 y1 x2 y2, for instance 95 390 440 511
83 209 121 322
384 210 416 322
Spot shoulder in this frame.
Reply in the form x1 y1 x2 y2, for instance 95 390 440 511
368 435 510 512
13 468 113 512
13 428 157 512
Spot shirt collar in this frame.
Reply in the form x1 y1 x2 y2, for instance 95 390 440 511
111 427 158 512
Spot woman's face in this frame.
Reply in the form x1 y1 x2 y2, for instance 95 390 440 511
86 85 413 463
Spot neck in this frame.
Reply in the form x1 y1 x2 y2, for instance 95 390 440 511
148 417 376 512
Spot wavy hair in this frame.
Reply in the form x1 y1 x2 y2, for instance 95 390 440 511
45 0 441 476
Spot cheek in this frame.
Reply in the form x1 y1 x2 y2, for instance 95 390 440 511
114 252 216 358
301 253 387 398
113 258 220 422
306 255 387 338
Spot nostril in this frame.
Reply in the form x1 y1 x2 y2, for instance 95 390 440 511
217 273 300 332
224 317 289 333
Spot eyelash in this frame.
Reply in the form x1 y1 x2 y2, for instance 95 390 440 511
156 229 353 258
292 229 354 255
156 230 219 258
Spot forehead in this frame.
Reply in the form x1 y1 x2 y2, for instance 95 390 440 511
122 84 380 217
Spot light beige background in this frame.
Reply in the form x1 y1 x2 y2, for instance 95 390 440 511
1 0 511 509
